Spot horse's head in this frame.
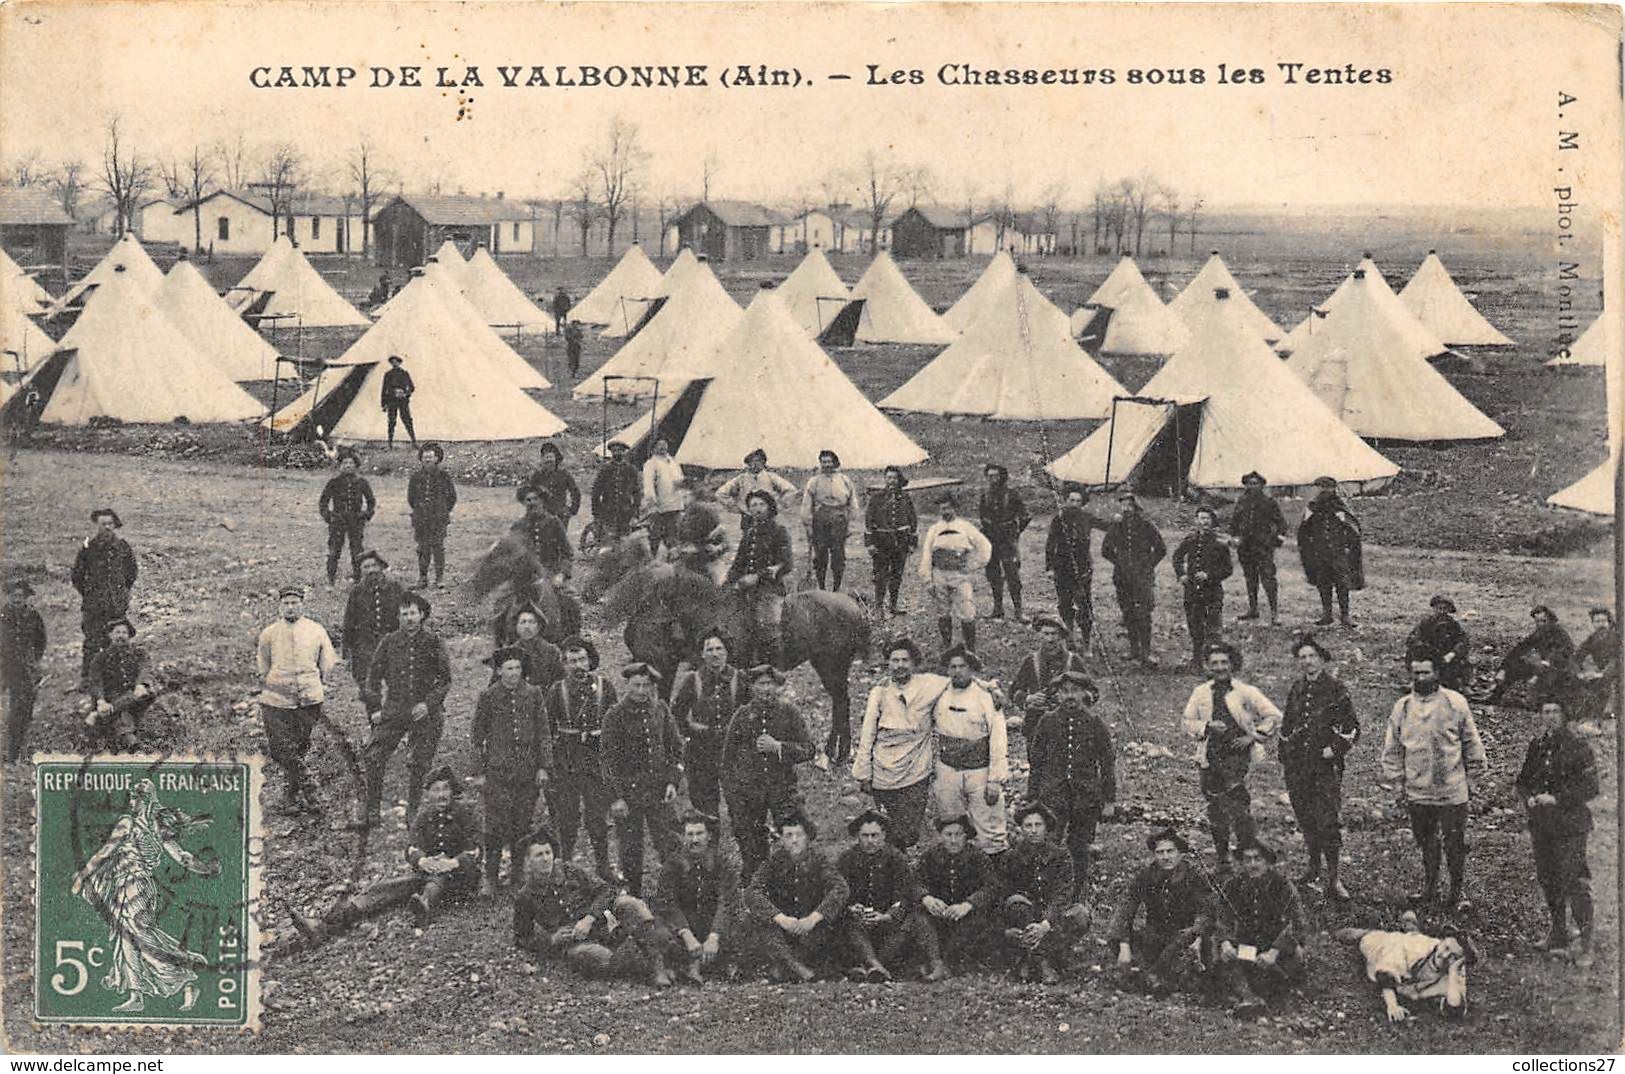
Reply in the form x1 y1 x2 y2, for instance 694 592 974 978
464 533 541 605
579 531 654 603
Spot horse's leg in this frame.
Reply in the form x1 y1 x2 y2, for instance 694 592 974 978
812 654 853 764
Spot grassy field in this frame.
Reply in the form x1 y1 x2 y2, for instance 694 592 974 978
2 225 1618 1053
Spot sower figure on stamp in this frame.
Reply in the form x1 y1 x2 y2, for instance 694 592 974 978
544 637 619 883
473 646 554 895
341 550 404 717
1108 829 1213 997
320 448 376 586
256 585 338 814
1228 472 1287 625
1280 635 1359 900
382 354 417 449
1516 691 1599 968
1026 669 1117 890
85 618 154 752
671 631 748 830
355 591 452 830
1 577 46 762
602 662 684 897
1212 838 1310 1017
407 443 457 589
1101 492 1166 666
720 664 816 878
980 462 1032 622
1045 483 1110 644
1173 506 1233 671
837 809 937 983
292 767 481 943
1181 642 1281 872
744 813 850 983
864 465 918 617
1008 614 1087 736
72 507 136 692
917 815 1003 979
653 812 744 984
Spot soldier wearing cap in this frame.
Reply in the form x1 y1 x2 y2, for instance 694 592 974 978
503 605 565 692
720 663 816 877
642 438 688 558
918 493 994 651
1488 604 1575 707
256 584 338 813
671 632 748 826
980 462 1032 622
717 448 797 527
1298 475 1364 628
917 815 1002 979
1228 472 1288 624
602 662 683 895
1211 837 1310 1016
526 442 581 526
1281 635 1359 900
512 825 621 973
381 354 417 449
544 636 618 881
1009 614 1088 735
1172 506 1234 671
341 550 405 712
836 809 934 982
1181 642 1281 869
85 617 152 752
72 507 137 691
592 440 642 542
1101 491 1166 666
999 802 1086 984
357 590 453 828
513 484 573 584
652 812 744 984
473 645 554 895
407 443 457 589
801 448 861 591
864 465 918 617
744 813 849 982
1516 690 1599 967
1108 829 1213 996
1406 595 1472 692
1026 668 1116 887
319 449 376 585
1044 482 1113 644
931 645 1010 854
727 490 794 668
855 637 954 851
1 577 46 762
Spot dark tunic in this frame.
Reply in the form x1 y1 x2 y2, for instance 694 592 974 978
508 635 566 691
1516 726 1599 839
1215 870 1309 952
1106 861 1213 943
1045 507 1108 583
916 843 1001 908
472 680 554 777
0 602 46 680
745 846 849 922
1009 648 1088 714
546 673 617 775
837 844 921 911
1000 838 1075 925
1028 705 1117 807
511 510 573 576
1297 492 1363 590
87 641 150 703
1408 612 1473 689
600 696 684 804
341 575 405 660
1504 623 1576 679
1279 673 1360 775
408 798 481 858
381 367 415 408
526 469 582 521
363 628 453 718
1227 489 1288 565
513 863 616 955
653 846 742 938
672 666 748 740
407 469 458 532
864 489 918 552
978 486 1031 548
719 698 815 802
72 533 138 617
591 460 641 529
1172 530 1233 594
727 519 793 594
1100 513 1167 579
319 473 376 524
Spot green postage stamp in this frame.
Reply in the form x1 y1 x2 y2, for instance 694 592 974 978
33 754 262 1030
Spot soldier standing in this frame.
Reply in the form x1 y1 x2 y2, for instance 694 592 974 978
863 465 918 617
1100 492 1166 666
256 585 338 814
341 550 404 716
472 646 553 895
381 354 417 449
670 632 748 827
720 665 817 877
319 449 376 586
801 449 860 591
591 441 642 543
85 618 153 751
544 637 618 881
1 578 46 762
979 463 1032 622
71 507 137 692
1172 506 1233 671
407 443 457 589
1228 472 1287 624
601 662 684 896
356 591 452 829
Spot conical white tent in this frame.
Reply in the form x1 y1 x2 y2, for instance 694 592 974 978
55 234 165 310
264 280 565 442
942 251 1016 334
1548 338 1619 515
154 260 286 382
1048 289 1398 494
574 256 742 400
1168 252 1283 343
571 245 666 327
776 249 851 337
850 252 958 346
0 303 55 372
606 289 926 469
1281 257 1449 359
1 247 51 314
601 248 698 339
1284 269 1503 442
882 274 1125 420
0 376 14 407
1080 256 1190 356
1398 251 1515 346
377 267 550 389
1550 310 1612 367
32 270 265 425
227 236 369 328
460 248 553 333
430 240 467 272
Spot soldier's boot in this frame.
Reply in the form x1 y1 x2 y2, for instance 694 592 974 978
938 617 954 649
411 877 447 925
1324 848 1350 901
1264 577 1280 625
1008 578 1025 624
613 895 674 987
1534 902 1569 952
921 957 950 982
846 928 883 982
565 943 616 977
288 896 363 948
962 620 977 652
683 954 706 986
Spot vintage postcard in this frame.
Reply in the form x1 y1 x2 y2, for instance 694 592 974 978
0 0 1619 1060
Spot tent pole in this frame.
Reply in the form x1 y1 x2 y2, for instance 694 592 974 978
1103 397 1120 491
1172 402 1185 502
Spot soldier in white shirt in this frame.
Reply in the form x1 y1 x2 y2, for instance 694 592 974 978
800 448 861 592
918 493 994 652
716 448 797 528
1180 642 1281 871
854 638 951 851
256 585 339 815
641 438 687 558
931 646 1010 855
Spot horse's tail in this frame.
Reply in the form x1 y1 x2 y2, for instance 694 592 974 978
846 592 875 664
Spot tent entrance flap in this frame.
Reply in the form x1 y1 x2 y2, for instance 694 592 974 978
816 298 865 348
622 295 669 342
0 347 73 429
1106 397 1203 497
276 363 377 440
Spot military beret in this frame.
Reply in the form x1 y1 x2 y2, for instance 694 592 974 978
358 550 388 570
606 440 630 453
1313 475 1337 490
1048 669 1098 703
104 617 136 637
560 635 600 669
1241 471 1266 487
940 644 982 671
90 508 123 527
847 808 890 836
746 664 785 685
398 591 432 618
277 584 306 600
621 661 662 683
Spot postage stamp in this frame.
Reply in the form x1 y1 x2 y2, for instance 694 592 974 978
33 753 263 1031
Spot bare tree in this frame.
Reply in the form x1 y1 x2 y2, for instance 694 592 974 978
1067 210 1082 258
959 181 980 255
701 151 720 202
1159 185 1182 254
566 170 598 256
49 159 85 220
653 193 679 257
1110 178 1136 254
1123 174 1160 257
903 165 936 210
591 117 647 255
257 143 302 240
1090 180 1111 254
1038 182 1067 257
549 197 567 255
346 137 395 258
176 144 216 252
993 181 1016 251
1185 195 1205 254
6 148 46 187
859 150 903 254
214 132 251 191
156 157 186 199
99 117 152 236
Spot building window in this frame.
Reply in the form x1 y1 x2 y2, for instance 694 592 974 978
512 222 520 241
217 217 230 241
312 216 322 240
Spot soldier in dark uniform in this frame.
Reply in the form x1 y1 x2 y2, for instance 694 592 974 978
564 321 584 378
512 484 573 583
863 465 917 617
319 449 376 585
1108 830 1213 996
526 443 581 526
72 507 137 691
1228 472 1288 624
1570 608 1619 724
407 442 457 589
1407 596 1472 692
727 490 793 669
836 809 935 982
744 813 849 982
1489 605 1577 706
1211 838 1310 1015
591 440 642 543
544 637 618 881
472 646 553 895
1517 692 1599 968
917 814 1002 979
720 664 816 877
504 606 565 691
1008 615 1088 735
551 287 572 332
670 631 747 828
1298 476 1363 627
341 550 404 715
1173 506 1234 670
652 812 743 984
356 591 452 829
1044 483 1111 645
85 618 152 751
999 803 1086 984
2 578 46 762
1025 669 1117 889
381 354 417 449
979 463 1032 622
601 662 683 896
1280 636 1359 900
1101 492 1166 666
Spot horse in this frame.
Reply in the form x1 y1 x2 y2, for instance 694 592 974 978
581 531 873 762
464 533 583 645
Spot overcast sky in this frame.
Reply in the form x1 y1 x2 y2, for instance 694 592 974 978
2 2 1619 211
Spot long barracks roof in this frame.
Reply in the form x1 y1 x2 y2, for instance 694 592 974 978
688 200 781 228
387 193 533 224
0 187 73 226
896 204 991 230
173 188 367 217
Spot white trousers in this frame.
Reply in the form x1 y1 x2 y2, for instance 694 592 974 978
933 761 1007 853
